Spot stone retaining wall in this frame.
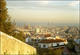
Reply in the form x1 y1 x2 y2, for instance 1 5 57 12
0 32 36 55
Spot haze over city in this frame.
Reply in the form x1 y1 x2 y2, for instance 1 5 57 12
0 0 80 55
6 0 79 26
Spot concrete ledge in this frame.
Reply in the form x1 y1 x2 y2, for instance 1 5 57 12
0 31 37 55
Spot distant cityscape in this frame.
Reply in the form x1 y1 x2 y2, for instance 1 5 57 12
16 22 79 27
0 0 79 55
15 24 80 55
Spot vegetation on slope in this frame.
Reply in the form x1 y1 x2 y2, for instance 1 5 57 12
0 0 25 42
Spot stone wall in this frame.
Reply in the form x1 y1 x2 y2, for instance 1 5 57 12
0 32 37 55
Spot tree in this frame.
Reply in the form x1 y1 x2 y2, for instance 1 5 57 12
66 37 76 53
0 0 15 35
0 0 26 42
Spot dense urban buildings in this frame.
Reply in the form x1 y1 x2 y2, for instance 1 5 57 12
16 25 80 55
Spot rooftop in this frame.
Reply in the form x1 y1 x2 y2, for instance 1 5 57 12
39 39 65 43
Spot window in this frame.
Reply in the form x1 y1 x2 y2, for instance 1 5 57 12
43 45 46 48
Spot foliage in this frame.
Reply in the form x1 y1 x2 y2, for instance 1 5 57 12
66 38 76 53
13 31 25 42
37 48 63 55
0 0 26 42
0 0 15 35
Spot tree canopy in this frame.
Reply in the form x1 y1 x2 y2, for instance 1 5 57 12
0 0 26 42
0 0 15 35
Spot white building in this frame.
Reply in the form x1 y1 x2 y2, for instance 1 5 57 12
59 42 64 46
35 28 40 33
53 43 57 47
26 37 31 43
38 39 66 48
39 43 52 48
74 39 80 44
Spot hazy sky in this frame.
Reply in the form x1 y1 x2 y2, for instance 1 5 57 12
6 0 79 26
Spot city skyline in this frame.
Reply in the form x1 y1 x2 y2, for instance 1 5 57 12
6 0 79 26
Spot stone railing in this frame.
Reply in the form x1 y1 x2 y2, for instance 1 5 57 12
0 31 37 55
